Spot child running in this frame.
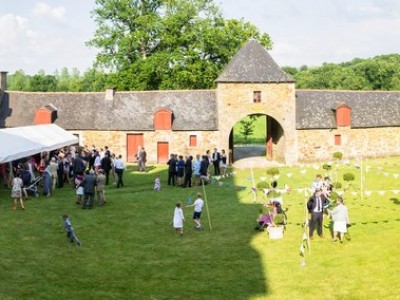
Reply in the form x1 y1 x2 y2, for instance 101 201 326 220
62 213 81 246
172 202 185 235
186 192 204 229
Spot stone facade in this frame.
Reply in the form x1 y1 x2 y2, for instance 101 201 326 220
297 126 400 162
216 83 297 164
71 129 220 163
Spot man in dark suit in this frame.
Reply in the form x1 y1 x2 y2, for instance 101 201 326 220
183 155 193 188
307 188 329 238
212 148 221 175
100 152 112 185
167 154 176 186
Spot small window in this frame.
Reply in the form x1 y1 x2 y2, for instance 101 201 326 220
253 91 261 103
334 134 341 145
189 135 197 147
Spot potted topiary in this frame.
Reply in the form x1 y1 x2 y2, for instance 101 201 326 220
267 213 286 239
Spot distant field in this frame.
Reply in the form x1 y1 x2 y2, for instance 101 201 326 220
233 115 266 144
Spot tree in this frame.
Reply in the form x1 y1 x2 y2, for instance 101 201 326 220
87 0 272 90
239 118 255 143
28 70 57 92
8 70 29 91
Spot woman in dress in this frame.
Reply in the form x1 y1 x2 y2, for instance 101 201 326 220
11 170 25 210
327 197 350 243
172 202 185 235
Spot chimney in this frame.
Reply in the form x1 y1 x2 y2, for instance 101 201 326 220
105 88 115 100
0 71 8 92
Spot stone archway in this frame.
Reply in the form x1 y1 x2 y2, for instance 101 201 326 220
228 114 285 163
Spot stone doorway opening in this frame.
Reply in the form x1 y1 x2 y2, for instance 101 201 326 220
228 114 285 164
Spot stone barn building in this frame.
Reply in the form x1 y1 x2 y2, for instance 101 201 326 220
1 39 400 165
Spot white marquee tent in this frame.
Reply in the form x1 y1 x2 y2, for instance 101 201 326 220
0 124 78 163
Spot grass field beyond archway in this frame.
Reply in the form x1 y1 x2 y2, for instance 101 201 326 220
1 157 400 299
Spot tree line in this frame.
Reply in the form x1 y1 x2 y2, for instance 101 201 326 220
5 0 400 92
283 54 400 91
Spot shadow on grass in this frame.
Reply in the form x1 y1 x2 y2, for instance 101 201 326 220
390 198 400 205
118 167 269 299
0 166 268 299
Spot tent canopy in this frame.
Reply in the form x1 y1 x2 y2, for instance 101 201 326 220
0 124 78 163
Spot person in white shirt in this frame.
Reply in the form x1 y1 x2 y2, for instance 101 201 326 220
186 192 204 229
114 155 125 188
311 174 323 192
172 202 185 235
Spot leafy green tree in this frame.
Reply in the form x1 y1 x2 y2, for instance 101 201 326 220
239 118 255 143
8 70 29 91
28 70 57 92
68 68 82 92
87 0 272 90
56 67 70 91
81 68 107 91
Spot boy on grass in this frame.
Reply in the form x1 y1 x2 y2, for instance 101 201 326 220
62 213 81 246
186 192 204 229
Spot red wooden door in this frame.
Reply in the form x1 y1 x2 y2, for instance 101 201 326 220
157 142 169 164
127 134 144 163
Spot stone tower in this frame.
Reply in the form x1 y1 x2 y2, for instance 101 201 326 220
215 39 298 165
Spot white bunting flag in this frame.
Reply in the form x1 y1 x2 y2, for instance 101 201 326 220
274 175 280 180
351 192 357 196
383 172 389 177
260 176 266 181
300 170 307 174
365 191 372 196
378 191 385 196
313 164 319 170
297 188 304 193
394 174 399 179
286 173 293 178
337 190 344 196
392 190 399 195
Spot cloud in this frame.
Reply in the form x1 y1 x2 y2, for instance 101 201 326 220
32 2 66 22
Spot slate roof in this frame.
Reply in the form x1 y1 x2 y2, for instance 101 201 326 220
0 90 217 131
216 39 295 83
296 90 400 129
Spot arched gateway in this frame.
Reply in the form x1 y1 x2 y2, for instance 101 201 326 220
215 39 298 165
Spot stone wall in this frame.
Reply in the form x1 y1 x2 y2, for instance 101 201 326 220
70 129 220 164
216 82 298 164
297 126 400 162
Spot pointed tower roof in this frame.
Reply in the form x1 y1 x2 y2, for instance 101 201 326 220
216 39 295 83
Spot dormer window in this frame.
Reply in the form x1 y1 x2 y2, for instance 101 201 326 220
253 91 261 103
154 109 172 130
336 105 351 127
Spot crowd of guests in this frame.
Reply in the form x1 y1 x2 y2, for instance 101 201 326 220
165 148 227 189
1 144 126 210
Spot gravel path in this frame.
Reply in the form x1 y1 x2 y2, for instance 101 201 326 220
232 145 283 169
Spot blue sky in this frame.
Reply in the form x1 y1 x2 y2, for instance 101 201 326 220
1 0 400 75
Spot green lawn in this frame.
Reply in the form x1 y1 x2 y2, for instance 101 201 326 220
1 157 400 299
